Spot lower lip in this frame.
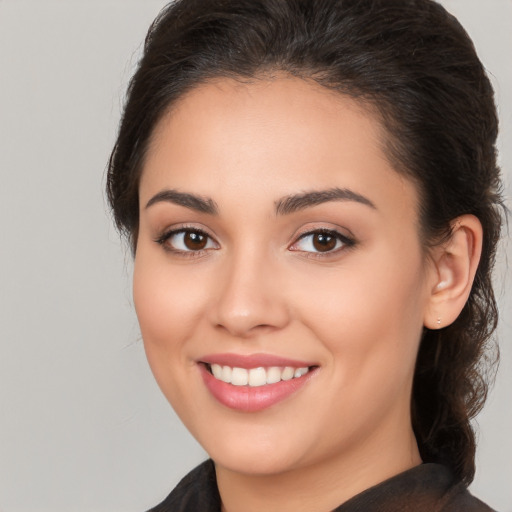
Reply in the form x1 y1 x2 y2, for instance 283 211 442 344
199 364 316 412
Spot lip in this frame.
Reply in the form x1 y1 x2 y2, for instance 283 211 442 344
198 353 318 413
199 352 315 369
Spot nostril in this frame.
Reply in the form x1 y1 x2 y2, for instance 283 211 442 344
208 268 291 336
214 321 282 338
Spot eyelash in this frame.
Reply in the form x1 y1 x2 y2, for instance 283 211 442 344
154 227 356 257
155 227 218 256
290 228 356 256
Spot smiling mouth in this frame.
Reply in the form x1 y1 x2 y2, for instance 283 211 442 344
199 359 318 412
205 363 314 387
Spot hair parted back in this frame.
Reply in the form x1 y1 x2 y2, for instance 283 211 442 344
107 0 503 484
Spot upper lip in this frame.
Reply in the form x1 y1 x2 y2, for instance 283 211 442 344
198 352 316 369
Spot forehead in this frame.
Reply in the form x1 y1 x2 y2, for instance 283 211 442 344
148 76 383 165
140 76 418 219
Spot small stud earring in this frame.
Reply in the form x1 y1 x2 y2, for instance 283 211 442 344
437 317 441 326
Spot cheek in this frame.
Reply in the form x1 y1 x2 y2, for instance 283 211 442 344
293 249 426 380
133 252 204 341
132 256 214 429
132 250 208 393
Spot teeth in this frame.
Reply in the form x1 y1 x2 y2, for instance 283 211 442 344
221 365 232 382
231 367 249 386
281 367 295 381
248 367 266 387
211 364 223 379
209 364 310 387
266 366 282 384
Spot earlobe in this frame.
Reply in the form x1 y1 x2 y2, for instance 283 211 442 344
424 215 483 329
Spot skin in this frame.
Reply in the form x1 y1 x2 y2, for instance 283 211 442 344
134 77 482 512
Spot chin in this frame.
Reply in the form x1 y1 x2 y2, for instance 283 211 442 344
187 415 311 476
209 444 304 476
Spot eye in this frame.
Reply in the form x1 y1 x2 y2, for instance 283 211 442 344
156 228 219 253
290 229 354 254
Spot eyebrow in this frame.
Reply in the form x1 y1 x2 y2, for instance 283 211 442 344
274 187 376 215
145 186 376 216
145 189 219 215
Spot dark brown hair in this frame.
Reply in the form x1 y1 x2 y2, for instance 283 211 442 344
107 0 503 484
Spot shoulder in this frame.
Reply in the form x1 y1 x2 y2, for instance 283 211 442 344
145 459 220 512
334 463 497 512
440 481 497 512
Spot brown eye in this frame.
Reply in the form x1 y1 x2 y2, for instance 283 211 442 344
157 228 218 253
184 231 208 250
290 229 354 254
312 232 337 252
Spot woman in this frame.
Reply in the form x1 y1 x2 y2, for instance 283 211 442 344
107 0 504 510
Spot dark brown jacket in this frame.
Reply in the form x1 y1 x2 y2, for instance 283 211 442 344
147 459 496 512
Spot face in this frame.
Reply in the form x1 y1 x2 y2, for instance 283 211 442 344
134 77 435 477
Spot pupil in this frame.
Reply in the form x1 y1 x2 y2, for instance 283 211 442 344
184 232 207 250
313 233 336 252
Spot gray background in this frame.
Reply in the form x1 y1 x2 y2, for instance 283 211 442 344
0 1 510 511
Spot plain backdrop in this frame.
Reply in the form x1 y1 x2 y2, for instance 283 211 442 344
0 1 510 511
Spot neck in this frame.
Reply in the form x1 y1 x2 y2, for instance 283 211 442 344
216 426 421 512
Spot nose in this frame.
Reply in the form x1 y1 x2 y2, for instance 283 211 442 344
209 248 290 338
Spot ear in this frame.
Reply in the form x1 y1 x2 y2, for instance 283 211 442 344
423 214 483 329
